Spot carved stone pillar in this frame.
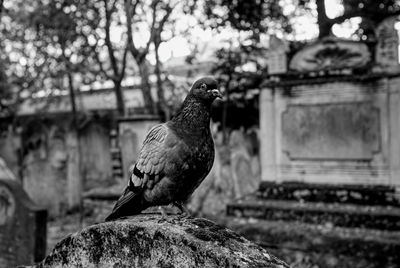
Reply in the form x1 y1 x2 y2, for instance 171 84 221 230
389 77 400 186
259 88 277 182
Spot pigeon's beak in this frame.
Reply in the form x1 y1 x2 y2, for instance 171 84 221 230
211 89 223 99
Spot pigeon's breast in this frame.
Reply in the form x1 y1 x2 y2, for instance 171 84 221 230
144 128 215 203
189 135 214 179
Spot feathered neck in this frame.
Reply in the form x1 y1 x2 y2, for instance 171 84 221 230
170 93 212 132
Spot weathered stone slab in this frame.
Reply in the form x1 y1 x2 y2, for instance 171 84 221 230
29 215 288 268
260 78 398 186
282 102 380 160
266 35 288 75
0 179 47 267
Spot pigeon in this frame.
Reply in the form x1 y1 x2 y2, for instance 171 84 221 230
105 77 222 221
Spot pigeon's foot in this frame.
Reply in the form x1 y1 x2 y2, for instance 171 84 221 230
173 201 192 219
177 212 191 220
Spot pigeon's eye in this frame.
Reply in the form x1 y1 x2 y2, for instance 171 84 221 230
200 83 207 90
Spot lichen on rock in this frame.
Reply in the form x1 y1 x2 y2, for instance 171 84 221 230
27 214 288 268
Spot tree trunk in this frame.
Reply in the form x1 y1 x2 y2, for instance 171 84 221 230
138 61 156 115
66 72 82 212
67 73 78 116
316 0 333 38
113 80 126 116
154 44 169 120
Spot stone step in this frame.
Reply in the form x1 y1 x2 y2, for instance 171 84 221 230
215 216 400 268
257 181 400 206
227 198 400 230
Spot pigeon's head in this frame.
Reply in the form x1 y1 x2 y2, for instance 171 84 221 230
190 77 222 102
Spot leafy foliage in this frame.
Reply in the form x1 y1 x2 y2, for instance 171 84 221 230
202 0 288 102
0 0 182 117
302 0 400 39
0 0 97 110
204 0 291 34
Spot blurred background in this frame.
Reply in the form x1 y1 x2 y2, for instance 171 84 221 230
1 0 400 267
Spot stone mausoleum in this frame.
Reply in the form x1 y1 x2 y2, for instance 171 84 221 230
260 41 400 188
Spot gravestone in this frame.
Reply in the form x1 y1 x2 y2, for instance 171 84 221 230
375 16 399 71
0 179 47 267
266 35 288 74
229 129 260 198
118 116 160 180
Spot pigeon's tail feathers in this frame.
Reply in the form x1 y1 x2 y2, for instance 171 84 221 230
105 187 146 221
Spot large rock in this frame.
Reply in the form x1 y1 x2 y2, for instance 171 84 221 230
30 215 288 268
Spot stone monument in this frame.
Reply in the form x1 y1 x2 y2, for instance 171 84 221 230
375 16 400 72
259 38 400 186
266 35 288 75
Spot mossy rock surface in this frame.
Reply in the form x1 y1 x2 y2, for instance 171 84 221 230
30 214 288 268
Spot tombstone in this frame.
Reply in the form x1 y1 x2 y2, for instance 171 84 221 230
118 116 160 180
229 129 260 198
0 179 47 267
375 16 400 71
266 35 288 74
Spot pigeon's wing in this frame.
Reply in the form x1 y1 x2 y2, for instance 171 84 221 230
133 123 172 189
105 123 180 221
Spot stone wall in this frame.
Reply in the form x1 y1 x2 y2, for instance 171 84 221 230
0 115 167 217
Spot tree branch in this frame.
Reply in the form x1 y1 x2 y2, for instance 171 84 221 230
330 6 400 27
118 45 129 81
103 0 119 80
0 0 4 18
124 0 139 58
140 0 160 63
79 27 111 79
330 9 367 25
158 1 177 34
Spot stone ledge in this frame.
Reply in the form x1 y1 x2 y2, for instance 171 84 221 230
258 181 399 206
227 199 400 230
24 214 288 268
